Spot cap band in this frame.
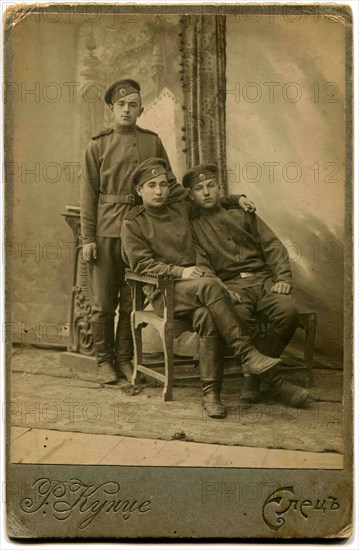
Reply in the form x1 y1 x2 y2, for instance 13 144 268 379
104 79 141 105
182 162 218 188
110 84 140 104
136 165 167 187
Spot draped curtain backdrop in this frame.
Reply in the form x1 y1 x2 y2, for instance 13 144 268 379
180 15 227 192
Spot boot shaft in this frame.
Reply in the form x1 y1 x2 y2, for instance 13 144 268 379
198 336 226 419
198 336 225 384
206 297 280 375
114 312 134 363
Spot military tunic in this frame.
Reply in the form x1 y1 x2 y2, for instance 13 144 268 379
122 201 195 279
121 199 241 336
81 125 178 243
191 205 298 356
121 199 245 284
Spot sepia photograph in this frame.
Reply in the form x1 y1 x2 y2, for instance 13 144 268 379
3 1 353 540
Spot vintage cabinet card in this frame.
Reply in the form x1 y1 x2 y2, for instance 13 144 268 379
3 1 353 541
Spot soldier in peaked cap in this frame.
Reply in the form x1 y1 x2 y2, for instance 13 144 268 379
104 79 141 106
184 163 307 407
121 159 308 418
182 162 219 190
80 78 185 385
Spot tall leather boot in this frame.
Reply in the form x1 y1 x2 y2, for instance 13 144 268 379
92 319 117 384
259 365 309 407
253 328 289 358
243 328 292 401
198 336 226 418
240 375 260 403
238 330 260 403
114 312 134 383
207 297 281 375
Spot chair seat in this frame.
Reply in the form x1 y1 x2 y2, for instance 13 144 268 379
133 310 194 338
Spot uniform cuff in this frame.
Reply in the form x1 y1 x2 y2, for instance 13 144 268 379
172 266 185 278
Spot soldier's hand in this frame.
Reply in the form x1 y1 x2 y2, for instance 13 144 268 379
182 266 204 279
271 282 291 294
239 196 256 212
82 242 98 262
227 289 242 304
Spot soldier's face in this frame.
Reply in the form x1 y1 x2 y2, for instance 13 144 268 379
111 93 143 127
190 178 221 209
137 174 169 208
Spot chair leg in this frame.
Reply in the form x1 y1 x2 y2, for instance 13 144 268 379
131 312 143 386
160 325 174 402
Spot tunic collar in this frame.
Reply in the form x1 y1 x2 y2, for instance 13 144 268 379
197 201 222 216
144 204 172 220
111 123 137 135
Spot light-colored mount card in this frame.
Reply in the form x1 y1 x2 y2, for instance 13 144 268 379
4 1 353 541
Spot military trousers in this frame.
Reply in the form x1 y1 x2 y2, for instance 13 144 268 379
151 277 228 337
87 236 133 365
226 276 298 357
149 276 288 375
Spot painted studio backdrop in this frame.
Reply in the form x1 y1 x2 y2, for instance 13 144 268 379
10 12 345 366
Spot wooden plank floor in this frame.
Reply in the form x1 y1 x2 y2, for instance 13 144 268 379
10 427 343 469
9 345 344 466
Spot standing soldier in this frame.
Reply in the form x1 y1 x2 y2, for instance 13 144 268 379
80 79 180 384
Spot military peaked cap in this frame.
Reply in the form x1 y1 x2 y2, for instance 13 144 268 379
104 79 141 105
131 157 168 187
182 163 219 188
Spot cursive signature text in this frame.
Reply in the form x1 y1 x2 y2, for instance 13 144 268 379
20 478 152 530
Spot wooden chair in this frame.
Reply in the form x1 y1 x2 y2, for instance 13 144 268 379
125 271 317 401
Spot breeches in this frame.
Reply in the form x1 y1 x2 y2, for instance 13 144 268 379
151 277 228 337
87 236 132 324
227 277 298 344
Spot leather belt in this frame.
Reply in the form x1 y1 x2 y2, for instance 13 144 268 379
100 194 135 204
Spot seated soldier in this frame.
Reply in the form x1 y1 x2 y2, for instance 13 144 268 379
183 162 302 404
121 158 309 417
